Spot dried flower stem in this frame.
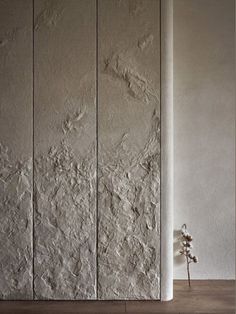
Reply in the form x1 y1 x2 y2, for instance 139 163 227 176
186 255 191 287
180 224 198 287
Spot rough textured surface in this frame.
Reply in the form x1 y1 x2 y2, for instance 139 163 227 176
34 0 96 299
0 0 162 300
98 0 160 299
34 0 65 31
0 145 33 299
104 52 158 103
98 112 160 299
34 142 96 299
0 0 33 300
138 34 154 51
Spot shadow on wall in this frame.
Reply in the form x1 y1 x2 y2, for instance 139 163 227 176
174 229 185 266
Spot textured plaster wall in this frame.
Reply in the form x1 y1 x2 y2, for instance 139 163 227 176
98 0 160 299
174 0 235 279
0 0 33 299
34 0 96 299
0 0 161 300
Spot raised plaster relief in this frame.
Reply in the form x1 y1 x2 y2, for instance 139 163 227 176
0 143 32 299
98 110 160 299
128 0 144 16
138 34 154 51
34 140 96 299
0 28 19 48
62 106 86 135
104 53 159 103
34 0 64 31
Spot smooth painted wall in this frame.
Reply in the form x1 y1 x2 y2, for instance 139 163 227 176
174 0 235 279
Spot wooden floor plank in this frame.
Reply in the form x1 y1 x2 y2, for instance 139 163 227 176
0 301 126 314
0 281 234 314
126 280 235 314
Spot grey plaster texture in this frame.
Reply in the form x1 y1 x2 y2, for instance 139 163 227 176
33 0 96 299
97 0 161 300
0 145 33 299
0 0 33 300
0 0 162 300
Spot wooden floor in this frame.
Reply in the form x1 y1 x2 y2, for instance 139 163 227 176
0 281 234 314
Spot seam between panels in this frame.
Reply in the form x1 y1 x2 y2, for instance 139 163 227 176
159 0 162 301
32 0 35 300
95 0 99 301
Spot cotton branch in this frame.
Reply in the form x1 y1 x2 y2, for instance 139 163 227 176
179 224 199 287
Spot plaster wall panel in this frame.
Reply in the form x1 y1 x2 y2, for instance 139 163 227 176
97 0 161 299
0 0 33 299
34 0 96 299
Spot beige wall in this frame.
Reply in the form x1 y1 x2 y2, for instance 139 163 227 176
174 0 235 279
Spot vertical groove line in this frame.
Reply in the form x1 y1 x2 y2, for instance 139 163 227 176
95 0 99 300
32 0 35 300
159 0 162 301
